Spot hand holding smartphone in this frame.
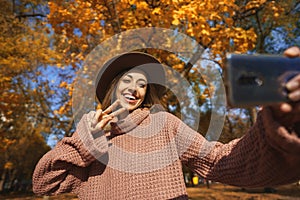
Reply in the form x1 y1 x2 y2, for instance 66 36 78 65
225 53 300 107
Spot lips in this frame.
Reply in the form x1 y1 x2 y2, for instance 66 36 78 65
123 93 138 104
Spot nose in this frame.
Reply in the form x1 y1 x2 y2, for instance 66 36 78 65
128 83 137 93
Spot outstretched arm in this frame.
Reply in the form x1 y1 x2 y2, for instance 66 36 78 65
175 107 300 188
177 47 300 187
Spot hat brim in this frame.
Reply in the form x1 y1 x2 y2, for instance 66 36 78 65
95 52 166 103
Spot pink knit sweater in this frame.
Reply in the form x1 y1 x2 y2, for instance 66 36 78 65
32 107 300 199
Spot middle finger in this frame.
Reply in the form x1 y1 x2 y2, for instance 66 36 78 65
286 74 300 92
288 89 300 101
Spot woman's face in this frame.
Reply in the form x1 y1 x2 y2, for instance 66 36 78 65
115 69 148 111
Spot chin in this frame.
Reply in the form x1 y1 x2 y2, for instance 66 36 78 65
127 105 140 111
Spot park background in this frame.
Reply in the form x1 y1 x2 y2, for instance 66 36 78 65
0 0 300 199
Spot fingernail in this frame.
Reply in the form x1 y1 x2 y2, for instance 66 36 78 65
286 81 299 91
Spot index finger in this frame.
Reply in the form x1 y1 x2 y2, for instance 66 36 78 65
109 107 128 118
103 100 121 114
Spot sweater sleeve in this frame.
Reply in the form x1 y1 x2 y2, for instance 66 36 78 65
32 114 109 195
174 108 300 188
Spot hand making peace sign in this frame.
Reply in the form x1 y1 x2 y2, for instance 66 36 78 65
87 100 127 135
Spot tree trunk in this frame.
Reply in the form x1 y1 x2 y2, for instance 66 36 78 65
247 107 258 126
0 169 7 192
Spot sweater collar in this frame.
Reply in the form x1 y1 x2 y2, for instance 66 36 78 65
110 108 150 134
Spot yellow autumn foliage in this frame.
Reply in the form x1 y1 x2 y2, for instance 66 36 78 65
46 0 300 123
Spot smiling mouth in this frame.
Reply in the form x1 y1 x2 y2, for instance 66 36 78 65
123 94 138 104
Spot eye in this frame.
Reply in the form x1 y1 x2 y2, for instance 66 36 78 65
137 80 147 88
138 83 146 88
122 79 131 83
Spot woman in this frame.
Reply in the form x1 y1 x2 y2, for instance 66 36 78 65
33 49 300 199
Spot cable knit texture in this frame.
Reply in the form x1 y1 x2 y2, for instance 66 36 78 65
32 107 300 199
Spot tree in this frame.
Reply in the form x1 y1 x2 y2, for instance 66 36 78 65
235 0 300 54
0 0 61 191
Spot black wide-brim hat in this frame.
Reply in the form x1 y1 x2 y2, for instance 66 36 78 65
95 52 166 103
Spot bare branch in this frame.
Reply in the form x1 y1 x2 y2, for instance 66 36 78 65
16 13 47 18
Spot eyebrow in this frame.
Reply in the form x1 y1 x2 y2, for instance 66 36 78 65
125 74 147 83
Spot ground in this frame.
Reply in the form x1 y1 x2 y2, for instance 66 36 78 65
0 183 299 200
187 183 300 200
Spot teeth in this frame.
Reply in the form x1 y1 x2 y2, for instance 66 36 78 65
124 94 136 100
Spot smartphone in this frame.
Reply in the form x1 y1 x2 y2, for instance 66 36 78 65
225 53 300 107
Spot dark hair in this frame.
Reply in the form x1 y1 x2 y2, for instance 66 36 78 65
101 70 165 111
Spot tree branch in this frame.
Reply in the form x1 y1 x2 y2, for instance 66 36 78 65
16 13 47 18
